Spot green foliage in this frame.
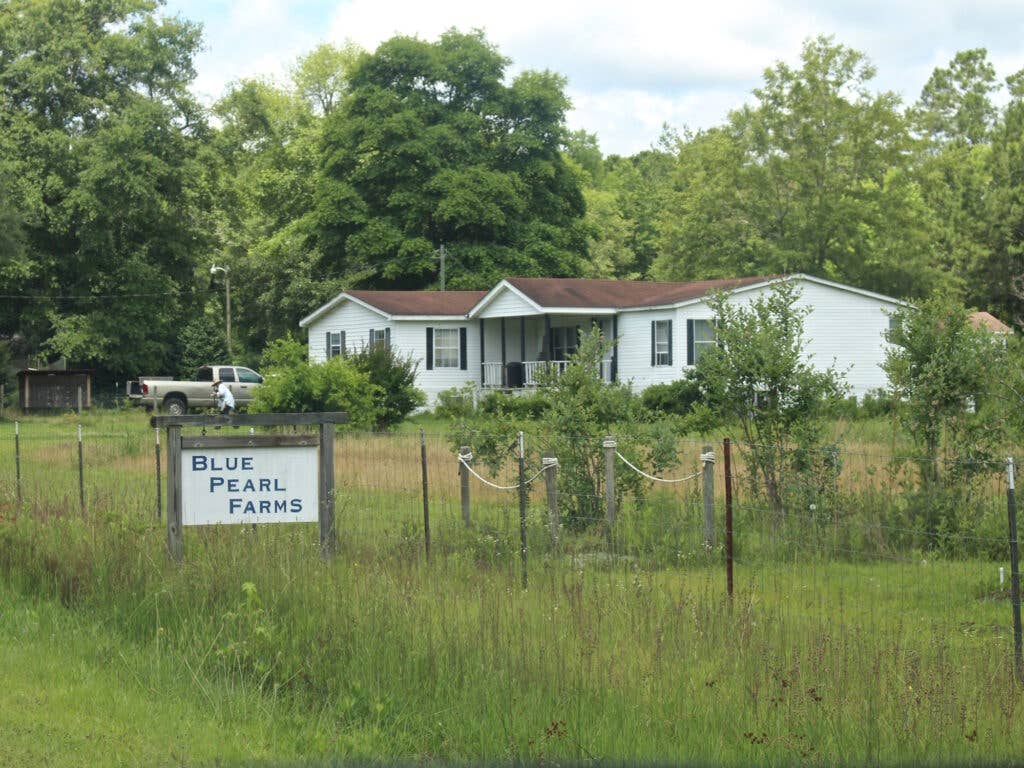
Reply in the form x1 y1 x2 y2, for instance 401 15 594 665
433 385 477 420
640 373 703 418
0 0 211 377
249 357 378 429
346 344 426 430
697 281 847 514
315 29 588 290
258 334 307 371
479 391 550 420
176 316 229 377
883 296 1007 491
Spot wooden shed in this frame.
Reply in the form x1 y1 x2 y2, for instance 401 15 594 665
17 369 92 410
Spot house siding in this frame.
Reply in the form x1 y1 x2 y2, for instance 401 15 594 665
307 301 387 362
670 278 895 398
477 289 538 318
392 320 480 404
616 310 681 390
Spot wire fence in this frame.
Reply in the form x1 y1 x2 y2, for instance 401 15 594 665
0 411 1021 678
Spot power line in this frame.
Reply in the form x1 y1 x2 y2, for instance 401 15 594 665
0 289 220 300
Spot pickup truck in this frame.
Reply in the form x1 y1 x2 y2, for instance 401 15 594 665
127 365 264 415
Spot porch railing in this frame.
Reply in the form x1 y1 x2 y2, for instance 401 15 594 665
481 360 613 388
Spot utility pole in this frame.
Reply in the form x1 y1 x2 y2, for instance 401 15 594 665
439 243 446 291
211 264 232 361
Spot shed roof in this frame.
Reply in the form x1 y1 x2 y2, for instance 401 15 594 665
969 311 1013 334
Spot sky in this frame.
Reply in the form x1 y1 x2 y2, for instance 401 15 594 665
161 0 1024 156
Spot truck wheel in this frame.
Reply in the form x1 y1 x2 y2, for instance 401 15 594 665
164 396 187 416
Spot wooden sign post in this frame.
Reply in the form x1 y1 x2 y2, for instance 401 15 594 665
151 412 347 561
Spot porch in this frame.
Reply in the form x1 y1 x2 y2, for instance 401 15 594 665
477 314 616 389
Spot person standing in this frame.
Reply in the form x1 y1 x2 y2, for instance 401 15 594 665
213 379 235 415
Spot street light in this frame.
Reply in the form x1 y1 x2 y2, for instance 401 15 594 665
210 263 231 360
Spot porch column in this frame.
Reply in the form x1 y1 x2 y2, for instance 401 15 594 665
611 315 618 382
520 316 526 361
543 314 552 361
500 317 507 387
479 318 485 385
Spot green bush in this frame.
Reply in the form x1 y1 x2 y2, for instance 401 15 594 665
249 357 379 429
479 390 549 419
259 334 307 371
347 344 426 430
640 373 703 417
435 385 477 419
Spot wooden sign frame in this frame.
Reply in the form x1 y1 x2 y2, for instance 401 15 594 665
151 412 348 560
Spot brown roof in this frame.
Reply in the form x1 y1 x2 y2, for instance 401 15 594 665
504 275 776 309
347 290 487 316
969 311 1012 334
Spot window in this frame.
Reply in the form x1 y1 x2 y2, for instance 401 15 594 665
652 320 672 366
195 366 213 382
326 331 344 359
237 368 263 384
550 326 578 360
433 328 460 368
691 320 716 364
216 367 237 382
369 328 389 349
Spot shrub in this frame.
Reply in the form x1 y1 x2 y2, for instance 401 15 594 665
479 391 550 419
347 344 426 430
641 373 703 417
259 334 307 371
249 357 379 429
435 385 477 419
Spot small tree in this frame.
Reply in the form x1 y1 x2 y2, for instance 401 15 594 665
697 281 846 515
347 344 426 430
883 296 1006 491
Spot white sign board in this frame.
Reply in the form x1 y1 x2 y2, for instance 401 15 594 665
181 445 319 526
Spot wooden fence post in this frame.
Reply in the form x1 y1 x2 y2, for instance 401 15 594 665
543 453 559 547
702 445 715 549
1007 457 1023 681
604 437 617 532
155 427 162 520
319 422 336 557
166 424 182 562
459 446 472 527
77 386 82 416
14 420 21 509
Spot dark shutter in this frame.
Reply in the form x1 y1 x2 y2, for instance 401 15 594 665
340 331 346 357
687 319 695 366
325 331 332 360
384 327 391 349
667 321 673 366
651 321 656 366
426 327 434 370
459 327 468 370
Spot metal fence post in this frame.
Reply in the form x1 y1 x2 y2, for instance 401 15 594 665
604 437 617 534
420 429 431 563
518 431 528 589
459 446 472 527
724 438 734 600
543 452 559 547
77 423 85 514
702 445 715 549
1007 457 1023 682
14 420 21 509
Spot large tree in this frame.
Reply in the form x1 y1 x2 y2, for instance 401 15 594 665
315 29 588 290
0 0 213 377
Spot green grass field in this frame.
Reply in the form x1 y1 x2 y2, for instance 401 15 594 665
1 410 1022 765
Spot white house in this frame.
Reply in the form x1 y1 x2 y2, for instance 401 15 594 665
298 274 906 404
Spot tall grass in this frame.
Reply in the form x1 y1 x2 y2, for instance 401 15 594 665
0 410 1022 764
